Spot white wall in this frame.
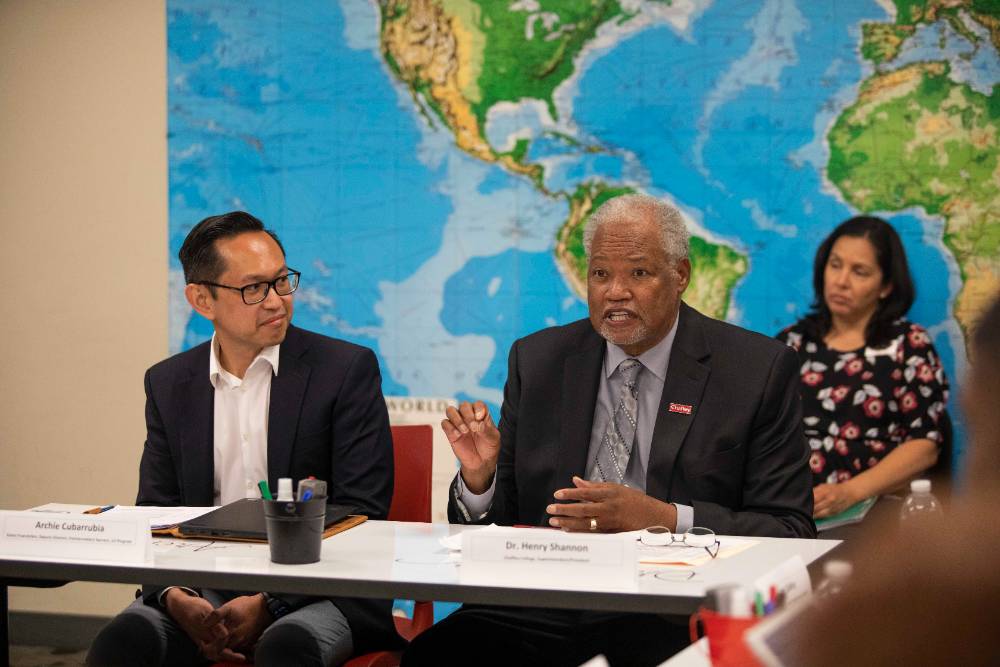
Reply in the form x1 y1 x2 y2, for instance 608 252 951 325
0 0 167 616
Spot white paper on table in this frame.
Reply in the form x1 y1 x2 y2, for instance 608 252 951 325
101 505 218 530
637 536 757 567
26 504 217 530
27 503 93 514
439 523 507 551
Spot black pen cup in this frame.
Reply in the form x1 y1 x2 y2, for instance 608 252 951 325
262 496 327 564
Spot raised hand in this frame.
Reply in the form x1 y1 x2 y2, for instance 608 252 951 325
441 401 500 494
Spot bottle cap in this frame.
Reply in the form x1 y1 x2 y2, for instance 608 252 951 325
823 560 853 580
276 477 294 501
910 479 931 493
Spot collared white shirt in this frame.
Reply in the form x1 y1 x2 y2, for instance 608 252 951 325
209 334 280 506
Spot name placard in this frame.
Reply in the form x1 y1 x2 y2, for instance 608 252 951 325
752 555 812 605
0 511 152 564
461 528 636 591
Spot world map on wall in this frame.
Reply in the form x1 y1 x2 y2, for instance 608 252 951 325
168 0 1000 462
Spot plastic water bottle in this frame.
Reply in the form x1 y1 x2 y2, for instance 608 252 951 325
814 560 852 600
899 479 942 524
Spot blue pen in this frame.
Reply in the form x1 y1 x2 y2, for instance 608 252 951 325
301 489 314 502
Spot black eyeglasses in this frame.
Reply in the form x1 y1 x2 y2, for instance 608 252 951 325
198 270 301 305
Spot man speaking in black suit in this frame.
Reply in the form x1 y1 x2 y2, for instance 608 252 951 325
404 194 814 666
88 212 398 666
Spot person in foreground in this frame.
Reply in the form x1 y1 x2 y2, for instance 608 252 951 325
777 216 950 519
787 291 1000 667
87 212 398 666
402 194 815 667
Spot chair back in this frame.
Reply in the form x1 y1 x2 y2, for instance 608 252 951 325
387 424 433 523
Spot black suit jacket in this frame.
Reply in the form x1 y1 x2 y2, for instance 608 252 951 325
449 303 815 538
137 325 399 652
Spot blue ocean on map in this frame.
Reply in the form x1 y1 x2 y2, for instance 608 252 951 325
168 0 978 460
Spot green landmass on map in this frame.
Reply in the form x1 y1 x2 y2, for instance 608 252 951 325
860 22 914 65
827 60 1000 336
465 0 625 128
860 0 1000 66
500 137 531 164
685 237 748 321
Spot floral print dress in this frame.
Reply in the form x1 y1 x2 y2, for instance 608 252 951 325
777 319 950 486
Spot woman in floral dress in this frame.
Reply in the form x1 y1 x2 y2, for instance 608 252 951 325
777 216 950 519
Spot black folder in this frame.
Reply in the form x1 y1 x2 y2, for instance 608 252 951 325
173 498 355 541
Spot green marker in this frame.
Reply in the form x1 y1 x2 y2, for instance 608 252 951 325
258 479 273 500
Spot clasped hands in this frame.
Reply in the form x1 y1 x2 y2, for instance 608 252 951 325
442 401 677 532
164 588 271 662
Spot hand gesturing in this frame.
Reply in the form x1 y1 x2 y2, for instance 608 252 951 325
441 401 500 494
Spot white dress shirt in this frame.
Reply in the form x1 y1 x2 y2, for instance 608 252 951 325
209 334 280 506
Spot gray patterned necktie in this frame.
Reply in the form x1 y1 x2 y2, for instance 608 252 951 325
590 359 642 483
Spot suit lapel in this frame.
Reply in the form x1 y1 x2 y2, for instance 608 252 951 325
556 330 605 486
178 345 215 506
646 304 711 502
268 327 310 485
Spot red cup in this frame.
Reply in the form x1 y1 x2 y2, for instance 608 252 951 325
689 607 762 667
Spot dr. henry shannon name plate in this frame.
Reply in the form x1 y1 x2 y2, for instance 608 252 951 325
461 528 637 591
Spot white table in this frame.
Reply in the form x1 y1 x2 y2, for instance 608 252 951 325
0 520 839 616
657 638 710 667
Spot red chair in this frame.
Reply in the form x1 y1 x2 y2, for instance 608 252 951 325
343 424 435 667
384 424 434 524
216 424 436 667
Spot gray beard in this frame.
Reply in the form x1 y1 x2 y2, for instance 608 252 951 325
599 320 648 348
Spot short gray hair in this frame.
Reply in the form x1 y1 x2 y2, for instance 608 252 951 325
583 193 689 260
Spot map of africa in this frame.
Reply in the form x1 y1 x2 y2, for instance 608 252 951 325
168 0 1000 459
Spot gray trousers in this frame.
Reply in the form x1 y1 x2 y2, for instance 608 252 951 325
86 590 353 667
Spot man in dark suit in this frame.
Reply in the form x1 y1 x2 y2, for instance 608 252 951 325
88 212 398 666
403 194 814 667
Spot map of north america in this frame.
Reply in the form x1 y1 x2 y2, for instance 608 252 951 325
168 0 999 450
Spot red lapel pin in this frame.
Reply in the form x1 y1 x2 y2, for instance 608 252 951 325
668 403 693 415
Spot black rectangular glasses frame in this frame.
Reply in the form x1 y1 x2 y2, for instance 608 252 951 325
198 269 300 305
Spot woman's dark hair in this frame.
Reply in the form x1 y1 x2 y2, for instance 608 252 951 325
803 216 915 347
178 211 285 287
